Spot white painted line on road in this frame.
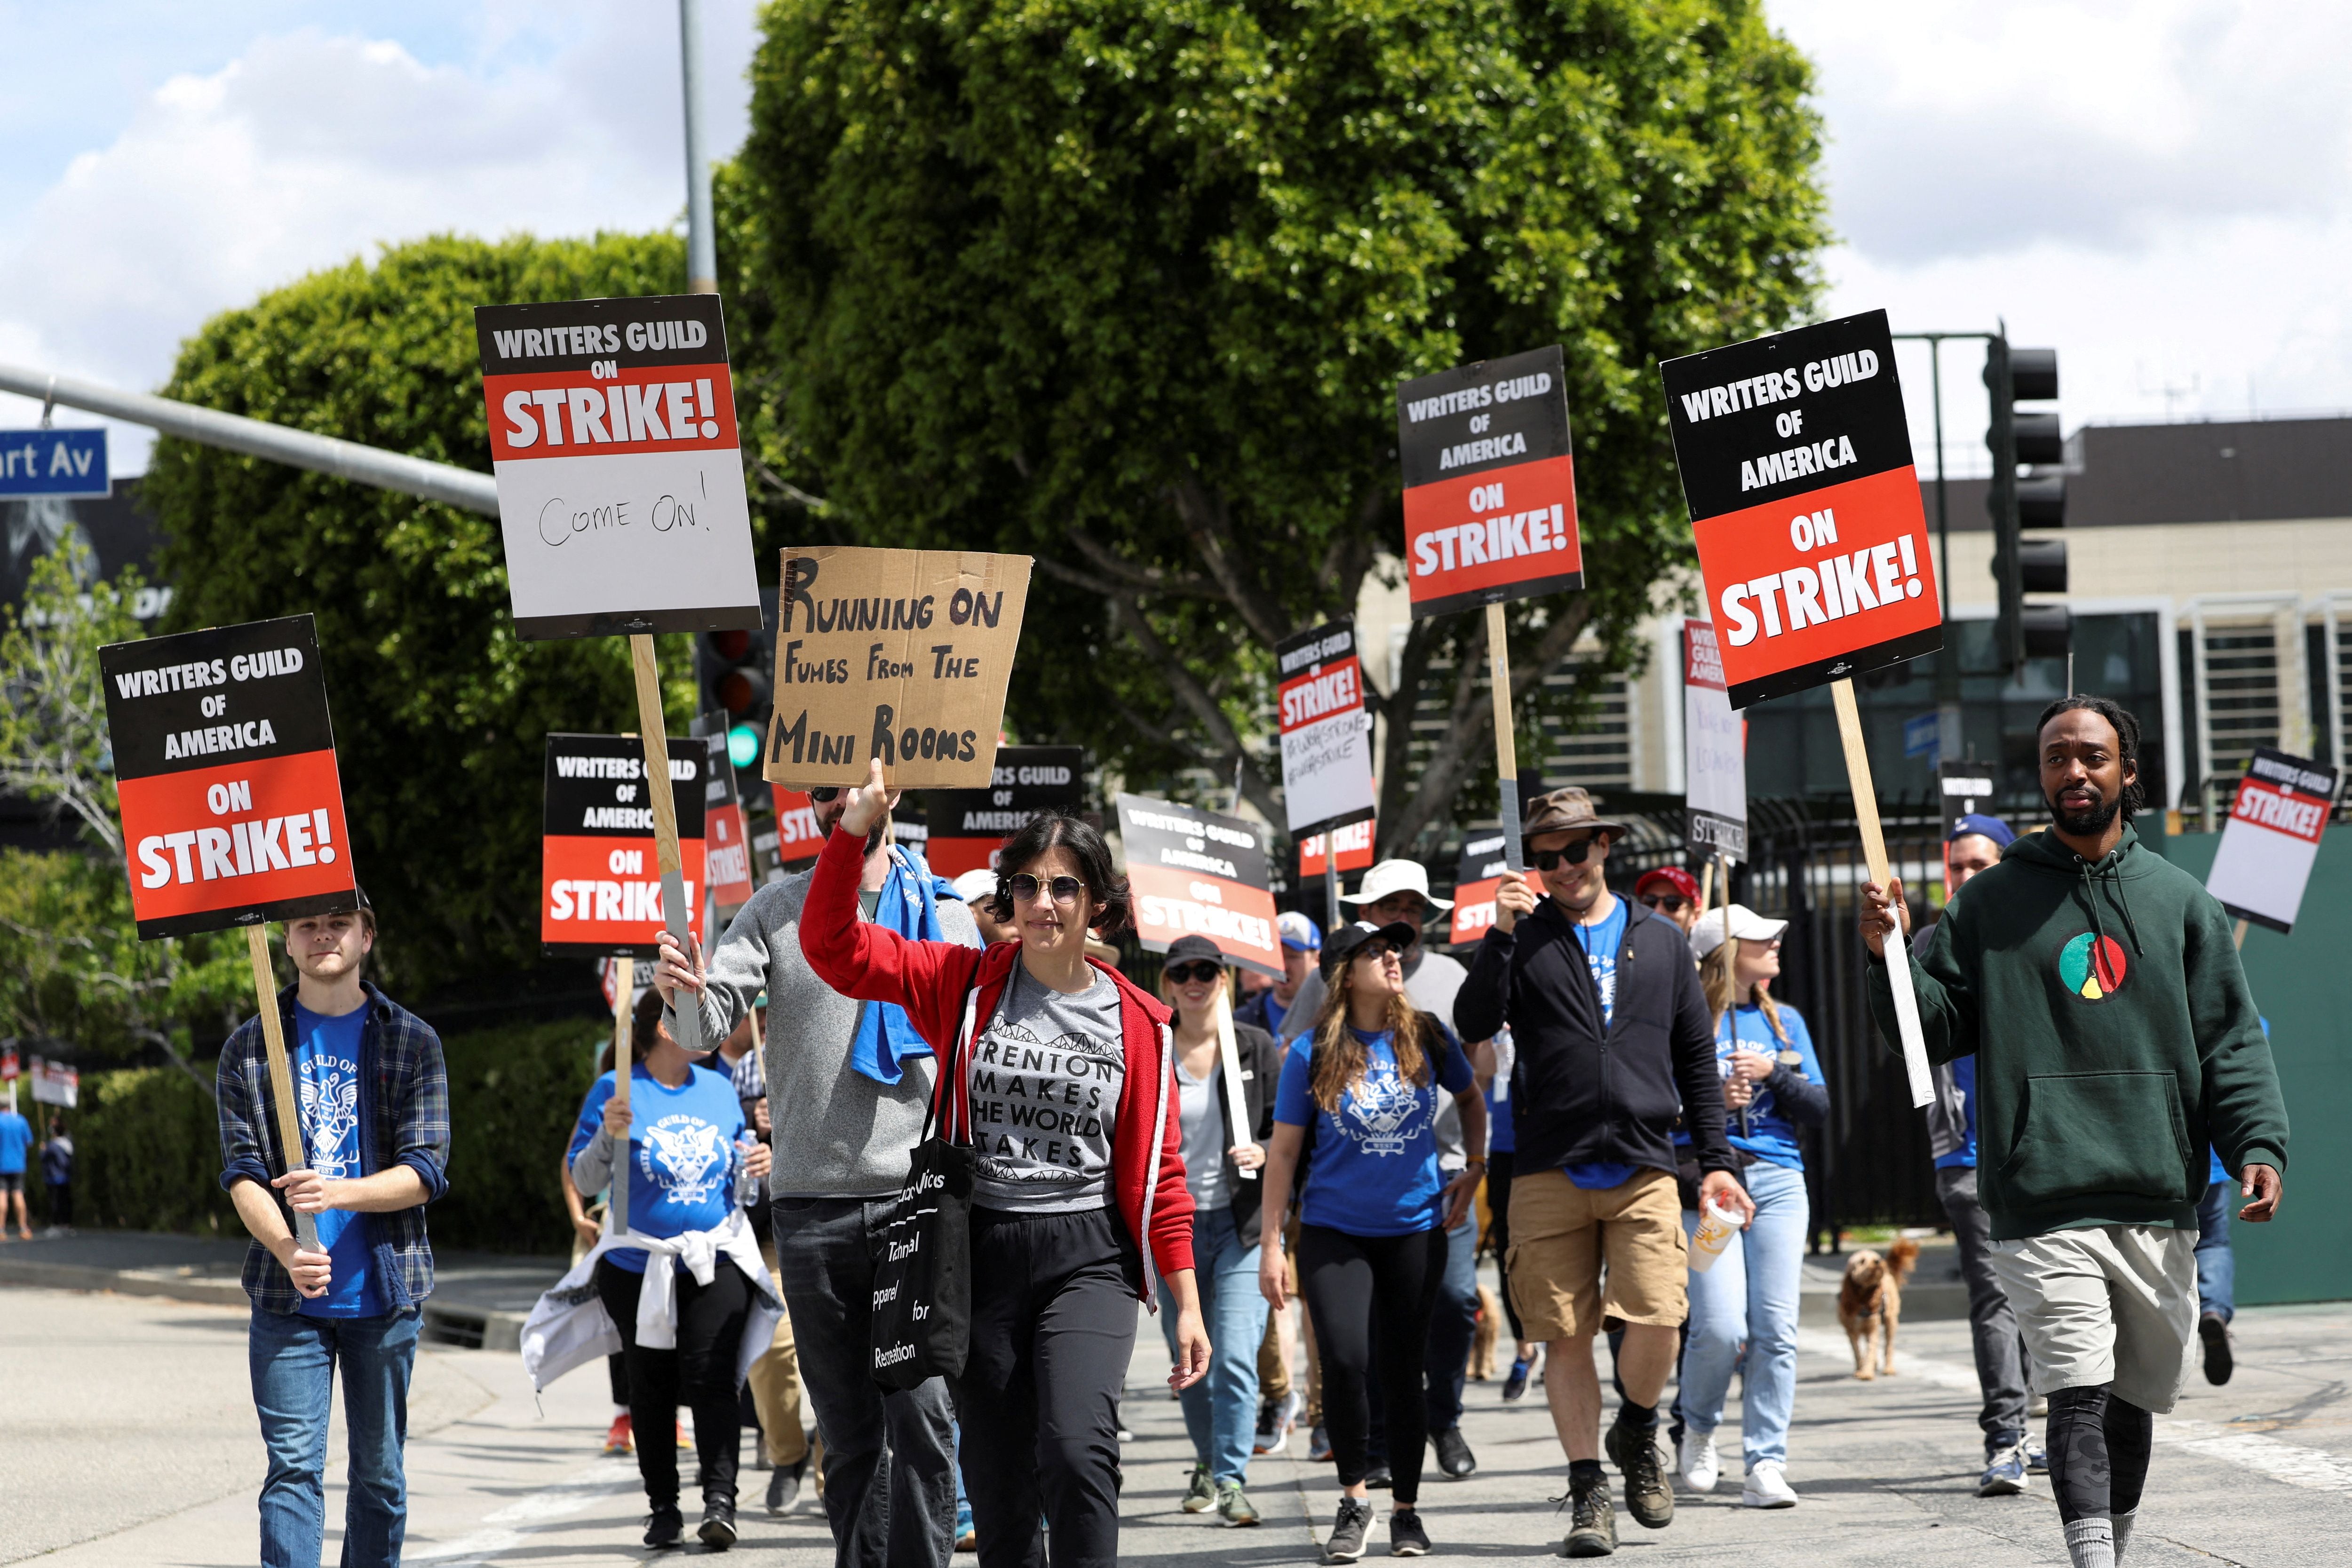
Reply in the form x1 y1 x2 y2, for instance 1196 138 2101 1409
1797 1329 2352 1496
405 1457 639 1564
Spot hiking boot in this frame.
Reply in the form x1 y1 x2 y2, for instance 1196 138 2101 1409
1181 1463 1215 1512
1562 1471 1617 1558
2201 1311 2234 1385
1325 1496 1375 1562
1605 1419 1674 1529
1433 1425 1477 1479
1388 1505 1431 1556
1216 1479 1261 1527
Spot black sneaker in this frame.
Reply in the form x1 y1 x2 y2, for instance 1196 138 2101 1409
1561 1472 1617 1558
2201 1311 2234 1385
1363 1461 1392 1490
1605 1419 1673 1529
1388 1505 1431 1557
1326 1496 1375 1562
698 1501 737 1551
766 1456 804 1515
1433 1425 1477 1479
643 1505 684 1549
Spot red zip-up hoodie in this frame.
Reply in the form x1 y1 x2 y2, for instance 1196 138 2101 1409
797 827 1196 1303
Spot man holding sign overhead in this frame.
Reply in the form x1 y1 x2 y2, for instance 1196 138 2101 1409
1859 696 2288 1568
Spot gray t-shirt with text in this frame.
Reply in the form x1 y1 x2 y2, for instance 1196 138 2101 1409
968 963 1126 1212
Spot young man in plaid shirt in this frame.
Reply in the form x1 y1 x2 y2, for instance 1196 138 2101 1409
217 893 449 1568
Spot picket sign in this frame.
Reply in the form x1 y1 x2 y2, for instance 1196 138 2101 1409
2205 746 2338 940
244 926 320 1251
1396 347 1579 870
606 955 635 1240
1213 984 1258 1182
1661 310 1939 1110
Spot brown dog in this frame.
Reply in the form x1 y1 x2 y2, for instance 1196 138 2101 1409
1838 1237 1919 1380
1467 1284 1502 1381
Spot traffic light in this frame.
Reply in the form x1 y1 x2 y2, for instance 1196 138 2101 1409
1986 339 2067 669
698 585 777 810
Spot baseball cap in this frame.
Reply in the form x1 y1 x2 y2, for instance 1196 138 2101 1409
1635 867 1700 904
951 868 999 903
1947 812 2016 848
1277 910 1322 952
1690 902 1789 962
1321 918 1421 979
1164 934 1226 969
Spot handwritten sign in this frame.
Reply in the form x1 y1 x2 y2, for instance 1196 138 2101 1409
1276 620 1377 837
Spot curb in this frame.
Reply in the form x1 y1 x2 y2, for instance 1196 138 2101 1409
0 1257 530 1351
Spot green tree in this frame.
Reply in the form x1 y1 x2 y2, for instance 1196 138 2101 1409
141 233 701 993
734 0 1826 849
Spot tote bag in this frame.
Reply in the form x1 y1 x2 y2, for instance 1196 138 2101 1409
869 991 979 1390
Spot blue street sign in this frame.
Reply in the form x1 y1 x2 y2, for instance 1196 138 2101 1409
1902 710 1940 763
0 429 108 498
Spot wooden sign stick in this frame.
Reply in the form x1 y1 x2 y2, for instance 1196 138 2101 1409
1214 979 1257 1181
1486 604 1525 874
2233 918 2250 951
607 954 634 1239
1698 860 1715 914
1831 678 1933 1109
243 925 320 1251
629 633 703 1059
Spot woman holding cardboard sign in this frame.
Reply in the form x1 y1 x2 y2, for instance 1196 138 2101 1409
797 757 1209 1568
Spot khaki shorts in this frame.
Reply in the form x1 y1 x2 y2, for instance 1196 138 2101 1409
1990 1225 2198 1414
1505 1166 1686 1340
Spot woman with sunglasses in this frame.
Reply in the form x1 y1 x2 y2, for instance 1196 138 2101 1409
798 759 1209 1568
1672 904 1828 1509
1259 920 1486 1561
1154 934 1280 1525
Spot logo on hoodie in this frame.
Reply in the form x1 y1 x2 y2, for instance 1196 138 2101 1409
2058 932 2130 1002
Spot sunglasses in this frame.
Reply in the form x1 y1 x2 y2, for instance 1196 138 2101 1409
1005 873 1087 906
1351 939 1400 964
1642 894 1688 913
1164 961 1224 985
805 786 842 804
1529 836 1598 871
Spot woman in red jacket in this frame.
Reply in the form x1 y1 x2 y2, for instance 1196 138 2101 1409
798 759 1209 1568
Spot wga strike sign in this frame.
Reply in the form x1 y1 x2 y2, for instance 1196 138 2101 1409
922 745 1086 878
1396 345 1581 619
2205 747 2338 934
100 615 357 939
542 734 707 956
1276 621 1376 838
1116 794 1282 978
1682 619 1748 861
1661 310 1940 708
476 294 762 639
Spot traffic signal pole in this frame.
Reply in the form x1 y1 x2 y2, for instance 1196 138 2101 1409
1894 332 1994 757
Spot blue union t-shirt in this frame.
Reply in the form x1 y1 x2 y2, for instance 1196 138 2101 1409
569 1064 746 1273
291 1001 387 1319
1564 897 1637 1190
1275 1023 1474 1237
0 1109 32 1174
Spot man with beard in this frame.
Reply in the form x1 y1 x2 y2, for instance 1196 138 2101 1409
655 787 976 1568
1860 697 2287 1568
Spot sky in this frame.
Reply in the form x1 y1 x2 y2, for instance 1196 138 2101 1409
0 1 2345 479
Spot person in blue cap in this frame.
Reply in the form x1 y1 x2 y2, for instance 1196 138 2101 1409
1237 910 1320 1040
1917 812 2045 1496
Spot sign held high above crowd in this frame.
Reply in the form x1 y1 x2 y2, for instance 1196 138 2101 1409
2205 747 2339 937
541 733 708 957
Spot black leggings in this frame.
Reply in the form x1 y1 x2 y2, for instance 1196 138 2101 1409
2047 1384 2154 1524
1486 1151 1525 1343
1299 1223 1447 1506
595 1257 752 1510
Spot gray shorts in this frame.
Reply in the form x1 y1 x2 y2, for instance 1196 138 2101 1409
1990 1224 2197 1414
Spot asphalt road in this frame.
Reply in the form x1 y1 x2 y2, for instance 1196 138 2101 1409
6 1274 2348 1566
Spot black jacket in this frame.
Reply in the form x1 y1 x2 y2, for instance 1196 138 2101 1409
1198 1020 1283 1236
1454 893 1734 1178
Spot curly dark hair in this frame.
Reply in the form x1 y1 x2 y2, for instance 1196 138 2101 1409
988 811 1131 934
2036 694 2148 821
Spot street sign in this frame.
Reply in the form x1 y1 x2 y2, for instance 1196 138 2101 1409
541 733 707 957
0 429 107 498
2205 748 2338 935
1683 618 1748 863
1116 793 1281 978
1903 711 1940 761
1396 346 1581 620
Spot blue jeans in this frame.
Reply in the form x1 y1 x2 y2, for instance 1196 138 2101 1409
1422 1209 1481 1431
2195 1179 2235 1323
1158 1204 1267 1484
1677 1161 1807 1470
248 1305 420 1568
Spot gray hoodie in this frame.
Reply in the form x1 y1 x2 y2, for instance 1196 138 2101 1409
678 848 982 1199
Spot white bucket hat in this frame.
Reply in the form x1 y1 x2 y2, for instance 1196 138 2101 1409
1340 858 1454 912
1690 902 1788 961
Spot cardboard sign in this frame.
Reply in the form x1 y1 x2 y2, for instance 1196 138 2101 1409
1448 831 1510 946
1298 819 1375 879
1683 618 1748 862
2205 747 2338 934
1396 346 1581 619
763 547 1032 789
922 745 1085 878
542 733 707 956
1660 310 1940 708
1276 621 1377 836
1116 793 1281 978
100 615 358 939
475 294 762 640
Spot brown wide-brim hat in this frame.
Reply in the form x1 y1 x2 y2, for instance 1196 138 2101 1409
1521 786 1629 842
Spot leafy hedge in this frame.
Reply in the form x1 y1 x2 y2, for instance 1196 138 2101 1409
48 1014 609 1256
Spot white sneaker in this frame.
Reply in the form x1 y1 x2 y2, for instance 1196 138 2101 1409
1741 1461 1798 1509
1677 1432 1719 1493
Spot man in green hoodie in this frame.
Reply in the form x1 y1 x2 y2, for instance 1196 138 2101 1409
1859 695 2286 1568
